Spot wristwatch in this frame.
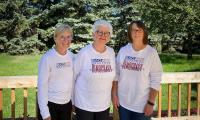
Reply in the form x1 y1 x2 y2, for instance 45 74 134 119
147 100 154 106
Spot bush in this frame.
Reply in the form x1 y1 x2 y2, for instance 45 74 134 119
6 35 46 55
0 36 8 52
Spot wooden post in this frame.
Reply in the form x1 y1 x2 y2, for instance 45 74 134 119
36 88 38 120
24 88 28 120
0 89 3 120
197 83 200 116
187 83 191 116
11 88 15 119
177 83 181 116
113 106 119 120
158 86 162 118
168 84 172 117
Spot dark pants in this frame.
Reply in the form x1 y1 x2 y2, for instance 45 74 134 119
119 106 151 120
75 107 110 120
38 101 72 120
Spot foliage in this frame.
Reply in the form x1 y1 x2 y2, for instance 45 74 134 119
0 36 8 52
135 0 200 58
0 0 199 55
6 35 45 55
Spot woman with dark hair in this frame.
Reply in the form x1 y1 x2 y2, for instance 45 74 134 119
112 20 163 120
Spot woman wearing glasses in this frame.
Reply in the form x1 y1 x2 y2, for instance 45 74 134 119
73 20 116 120
112 20 162 120
37 24 74 120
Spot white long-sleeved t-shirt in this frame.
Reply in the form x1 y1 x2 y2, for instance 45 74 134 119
37 48 74 119
74 44 116 112
116 43 162 113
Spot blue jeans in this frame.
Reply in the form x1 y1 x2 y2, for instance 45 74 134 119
119 106 151 120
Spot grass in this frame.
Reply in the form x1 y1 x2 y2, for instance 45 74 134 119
0 53 200 118
0 53 41 118
0 53 41 76
160 53 200 72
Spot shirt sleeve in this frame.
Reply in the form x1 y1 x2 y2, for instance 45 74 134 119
73 50 85 81
37 55 50 119
72 51 84 105
111 49 116 81
115 50 121 81
149 50 163 91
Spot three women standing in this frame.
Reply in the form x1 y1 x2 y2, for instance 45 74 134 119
37 20 162 120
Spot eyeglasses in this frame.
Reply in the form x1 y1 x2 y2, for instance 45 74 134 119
60 35 73 41
132 29 143 33
96 31 110 37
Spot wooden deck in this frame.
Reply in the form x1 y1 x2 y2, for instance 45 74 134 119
0 72 200 120
152 116 200 120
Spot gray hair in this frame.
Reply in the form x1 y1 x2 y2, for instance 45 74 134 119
92 20 113 36
54 24 73 39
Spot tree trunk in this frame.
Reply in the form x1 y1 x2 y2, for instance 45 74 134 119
187 33 193 59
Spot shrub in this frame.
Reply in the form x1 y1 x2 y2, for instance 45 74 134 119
6 35 46 55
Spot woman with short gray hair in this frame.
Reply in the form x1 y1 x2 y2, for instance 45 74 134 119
37 24 74 120
73 20 116 120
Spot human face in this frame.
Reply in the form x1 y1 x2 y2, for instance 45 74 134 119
131 23 144 43
55 31 72 50
93 25 111 45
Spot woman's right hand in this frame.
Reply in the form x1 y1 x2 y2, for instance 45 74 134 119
112 93 119 111
112 81 119 111
44 116 51 120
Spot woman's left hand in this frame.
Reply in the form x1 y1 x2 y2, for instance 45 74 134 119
143 103 153 116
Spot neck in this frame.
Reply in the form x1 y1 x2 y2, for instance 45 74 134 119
92 42 106 53
132 42 146 51
55 46 67 55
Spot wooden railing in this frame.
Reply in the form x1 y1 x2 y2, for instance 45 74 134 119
113 72 200 120
0 72 200 120
0 76 37 120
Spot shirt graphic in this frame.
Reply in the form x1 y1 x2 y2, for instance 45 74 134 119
56 62 71 69
91 59 112 73
121 56 144 71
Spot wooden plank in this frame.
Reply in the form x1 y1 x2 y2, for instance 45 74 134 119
0 73 199 88
152 116 200 120
11 88 15 119
162 72 200 84
177 83 181 116
0 76 37 88
0 89 3 120
168 84 172 117
198 83 200 116
187 83 191 116
158 86 162 118
24 88 28 120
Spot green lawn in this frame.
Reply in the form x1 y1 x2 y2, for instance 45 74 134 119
0 53 41 118
0 53 200 76
0 53 41 76
0 53 200 118
160 53 200 72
